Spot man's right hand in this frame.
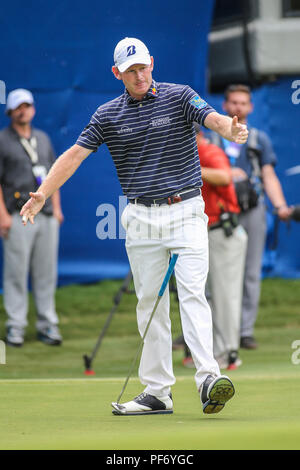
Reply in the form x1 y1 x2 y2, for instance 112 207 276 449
231 167 248 182
0 212 12 238
20 191 46 225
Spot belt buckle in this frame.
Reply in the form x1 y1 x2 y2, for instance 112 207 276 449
173 195 182 203
168 195 182 205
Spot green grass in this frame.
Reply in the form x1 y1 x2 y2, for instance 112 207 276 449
1 373 300 450
0 278 300 449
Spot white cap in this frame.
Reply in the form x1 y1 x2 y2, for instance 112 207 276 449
6 88 34 114
114 37 151 72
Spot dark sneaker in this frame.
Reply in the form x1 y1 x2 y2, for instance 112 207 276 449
112 392 173 416
37 326 62 346
215 352 242 370
5 327 24 347
227 350 242 370
200 375 235 414
240 336 257 349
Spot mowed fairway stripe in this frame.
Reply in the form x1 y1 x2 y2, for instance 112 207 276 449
0 370 299 383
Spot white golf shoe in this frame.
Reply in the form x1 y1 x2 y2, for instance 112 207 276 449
112 392 173 415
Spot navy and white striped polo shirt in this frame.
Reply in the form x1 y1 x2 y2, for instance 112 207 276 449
76 80 216 199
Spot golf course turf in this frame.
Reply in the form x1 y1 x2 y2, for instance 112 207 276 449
0 278 300 450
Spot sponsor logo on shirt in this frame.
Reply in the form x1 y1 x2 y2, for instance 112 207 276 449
117 126 133 134
150 116 171 127
189 95 207 109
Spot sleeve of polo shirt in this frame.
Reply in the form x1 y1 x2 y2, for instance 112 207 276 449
76 110 105 152
257 130 277 168
180 86 216 127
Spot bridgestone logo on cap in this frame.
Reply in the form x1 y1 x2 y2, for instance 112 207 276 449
127 45 136 57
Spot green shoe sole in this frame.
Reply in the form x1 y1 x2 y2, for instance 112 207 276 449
203 377 235 414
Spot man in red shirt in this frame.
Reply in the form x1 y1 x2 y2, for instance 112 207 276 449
197 126 247 369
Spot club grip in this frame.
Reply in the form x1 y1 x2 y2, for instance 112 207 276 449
158 253 179 297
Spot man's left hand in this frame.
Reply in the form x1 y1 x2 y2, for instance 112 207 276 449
53 208 64 225
231 116 248 144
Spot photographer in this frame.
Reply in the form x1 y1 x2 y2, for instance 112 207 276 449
210 84 293 349
195 126 247 369
0 89 63 347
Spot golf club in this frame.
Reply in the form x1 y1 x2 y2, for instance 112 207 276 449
114 252 179 405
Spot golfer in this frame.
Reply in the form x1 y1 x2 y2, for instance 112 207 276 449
21 37 248 416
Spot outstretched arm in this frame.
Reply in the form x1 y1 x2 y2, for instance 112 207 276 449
20 144 92 225
262 164 293 221
204 112 248 144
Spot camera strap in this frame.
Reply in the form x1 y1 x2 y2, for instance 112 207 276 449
247 128 261 179
20 135 47 186
20 136 38 164
20 136 47 186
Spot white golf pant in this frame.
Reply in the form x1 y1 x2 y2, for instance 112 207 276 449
3 212 59 332
207 225 247 357
121 195 220 398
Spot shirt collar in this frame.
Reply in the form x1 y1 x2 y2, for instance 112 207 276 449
9 124 34 140
125 80 159 104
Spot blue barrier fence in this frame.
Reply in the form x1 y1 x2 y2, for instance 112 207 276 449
0 1 299 289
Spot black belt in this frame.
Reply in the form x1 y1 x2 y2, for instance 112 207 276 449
129 188 201 207
209 218 240 232
208 222 223 231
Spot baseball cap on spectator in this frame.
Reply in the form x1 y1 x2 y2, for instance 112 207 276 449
6 89 34 114
114 37 151 72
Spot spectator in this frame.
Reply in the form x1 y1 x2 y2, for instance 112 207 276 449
0 89 64 347
195 126 247 369
209 84 293 349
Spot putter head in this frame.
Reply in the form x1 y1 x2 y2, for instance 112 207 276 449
111 402 126 415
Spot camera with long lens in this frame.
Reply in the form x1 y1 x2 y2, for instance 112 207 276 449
290 205 300 222
219 211 239 237
219 211 233 237
274 204 300 222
